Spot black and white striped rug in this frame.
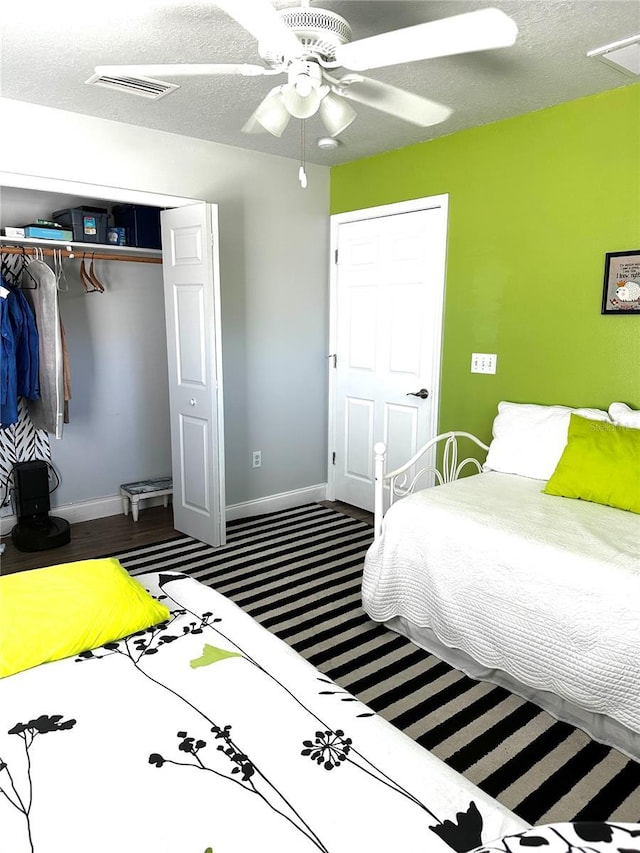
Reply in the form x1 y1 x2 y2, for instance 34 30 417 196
112 502 640 826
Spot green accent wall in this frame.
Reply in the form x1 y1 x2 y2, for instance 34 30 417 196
331 84 640 442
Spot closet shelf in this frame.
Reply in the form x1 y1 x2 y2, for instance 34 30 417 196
0 235 162 264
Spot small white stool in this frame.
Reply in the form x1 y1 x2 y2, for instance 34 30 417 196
120 477 173 522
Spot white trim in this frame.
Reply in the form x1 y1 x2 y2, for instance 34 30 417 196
0 493 169 536
209 203 227 545
327 194 449 501
0 170 200 208
225 484 328 521
330 195 449 226
0 485 328 537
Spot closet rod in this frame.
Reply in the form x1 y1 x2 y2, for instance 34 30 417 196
0 245 162 264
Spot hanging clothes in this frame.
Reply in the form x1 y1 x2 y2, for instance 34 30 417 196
0 275 40 429
60 317 72 424
13 286 40 399
23 259 65 439
0 280 16 427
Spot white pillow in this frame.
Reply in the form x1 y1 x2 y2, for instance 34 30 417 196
609 402 640 429
483 401 610 480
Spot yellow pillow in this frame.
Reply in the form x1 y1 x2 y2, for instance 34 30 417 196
0 558 170 678
544 413 640 513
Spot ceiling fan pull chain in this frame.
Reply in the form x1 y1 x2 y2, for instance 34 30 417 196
298 118 308 189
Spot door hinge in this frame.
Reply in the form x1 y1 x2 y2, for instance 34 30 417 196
332 452 336 465
334 248 338 264
327 353 337 368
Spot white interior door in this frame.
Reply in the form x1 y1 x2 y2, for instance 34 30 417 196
329 199 448 511
161 203 226 547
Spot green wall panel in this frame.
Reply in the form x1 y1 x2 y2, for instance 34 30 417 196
331 85 640 442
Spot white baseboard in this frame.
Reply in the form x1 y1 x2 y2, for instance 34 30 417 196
225 483 327 521
0 494 166 536
1 485 328 537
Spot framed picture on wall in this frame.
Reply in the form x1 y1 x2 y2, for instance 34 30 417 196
601 250 640 314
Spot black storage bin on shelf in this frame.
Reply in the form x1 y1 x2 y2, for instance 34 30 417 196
112 204 163 249
52 206 108 243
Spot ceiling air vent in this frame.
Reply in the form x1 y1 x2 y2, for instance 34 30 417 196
85 72 179 100
587 35 640 78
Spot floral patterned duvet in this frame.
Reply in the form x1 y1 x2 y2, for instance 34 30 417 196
1 571 532 853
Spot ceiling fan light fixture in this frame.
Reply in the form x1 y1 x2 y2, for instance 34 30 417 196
282 83 321 118
294 71 314 98
243 86 291 136
319 92 357 136
281 59 325 118
241 113 266 135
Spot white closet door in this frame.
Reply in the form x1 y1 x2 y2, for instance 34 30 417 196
161 203 226 547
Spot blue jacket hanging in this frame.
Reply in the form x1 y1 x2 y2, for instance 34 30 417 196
0 275 40 429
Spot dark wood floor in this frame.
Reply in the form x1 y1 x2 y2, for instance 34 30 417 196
0 500 372 575
1 505 178 574
320 500 373 525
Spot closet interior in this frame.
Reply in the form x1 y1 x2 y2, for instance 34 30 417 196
0 185 172 526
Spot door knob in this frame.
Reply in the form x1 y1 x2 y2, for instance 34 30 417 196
407 388 429 399
189 398 197 407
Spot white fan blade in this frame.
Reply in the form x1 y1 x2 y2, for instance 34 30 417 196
95 63 271 78
335 8 518 71
216 0 301 60
332 75 452 127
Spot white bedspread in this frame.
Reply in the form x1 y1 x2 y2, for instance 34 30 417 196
363 472 640 734
0 571 527 853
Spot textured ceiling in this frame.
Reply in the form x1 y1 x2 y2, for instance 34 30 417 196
1 0 639 166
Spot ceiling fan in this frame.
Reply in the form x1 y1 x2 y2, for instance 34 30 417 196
95 0 519 142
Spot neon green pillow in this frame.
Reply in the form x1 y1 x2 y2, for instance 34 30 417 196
0 558 170 678
544 413 640 513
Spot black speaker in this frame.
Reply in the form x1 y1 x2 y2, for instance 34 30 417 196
13 460 51 519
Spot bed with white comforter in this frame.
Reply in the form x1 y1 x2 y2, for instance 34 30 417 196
1 569 529 853
364 404 640 760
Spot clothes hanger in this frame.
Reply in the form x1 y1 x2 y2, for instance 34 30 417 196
87 253 105 293
18 247 37 289
53 249 69 292
79 253 103 293
1 250 24 286
79 254 90 292
0 253 16 286
79 254 96 293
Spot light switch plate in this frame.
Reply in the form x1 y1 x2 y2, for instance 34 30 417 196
471 353 497 374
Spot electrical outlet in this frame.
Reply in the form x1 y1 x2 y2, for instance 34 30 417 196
252 450 262 468
471 353 497 374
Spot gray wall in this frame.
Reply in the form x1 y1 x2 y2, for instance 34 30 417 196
0 98 331 509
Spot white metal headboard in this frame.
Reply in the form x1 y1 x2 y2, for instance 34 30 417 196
373 431 490 537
